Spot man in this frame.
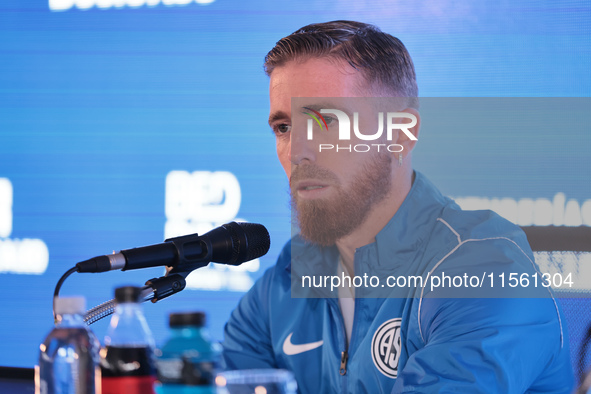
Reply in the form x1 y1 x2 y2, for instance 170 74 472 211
222 21 574 392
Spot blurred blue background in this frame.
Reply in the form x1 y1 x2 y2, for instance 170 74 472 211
0 0 589 373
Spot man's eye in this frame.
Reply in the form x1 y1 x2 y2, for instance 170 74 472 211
323 116 335 126
274 124 291 134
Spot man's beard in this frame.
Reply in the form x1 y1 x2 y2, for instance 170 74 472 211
290 152 393 246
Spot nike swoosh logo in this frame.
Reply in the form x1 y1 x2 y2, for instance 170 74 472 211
283 333 324 356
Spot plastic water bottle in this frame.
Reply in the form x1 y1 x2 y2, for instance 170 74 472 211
37 296 101 394
100 286 157 394
156 312 221 394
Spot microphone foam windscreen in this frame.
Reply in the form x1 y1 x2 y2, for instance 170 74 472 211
238 222 271 262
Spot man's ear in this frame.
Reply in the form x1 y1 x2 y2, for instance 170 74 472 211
391 107 420 155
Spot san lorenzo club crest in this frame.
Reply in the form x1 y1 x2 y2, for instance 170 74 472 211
371 318 402 378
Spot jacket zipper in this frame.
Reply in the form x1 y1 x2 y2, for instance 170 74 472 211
327 297 349 384
340 350 348 375
331 299 350 379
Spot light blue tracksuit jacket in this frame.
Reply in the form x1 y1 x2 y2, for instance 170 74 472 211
222 172 574 393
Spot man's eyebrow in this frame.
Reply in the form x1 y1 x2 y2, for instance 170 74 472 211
300 102 335 113
268 111 289 126
301 102 353 115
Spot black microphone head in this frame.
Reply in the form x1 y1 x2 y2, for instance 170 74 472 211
221 222 270 264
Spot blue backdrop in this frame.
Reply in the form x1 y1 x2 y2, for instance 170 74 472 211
0 0 590 370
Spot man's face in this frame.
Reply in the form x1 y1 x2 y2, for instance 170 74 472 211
268 57 394 246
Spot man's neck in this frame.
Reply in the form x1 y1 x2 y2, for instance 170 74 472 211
336 171 414 276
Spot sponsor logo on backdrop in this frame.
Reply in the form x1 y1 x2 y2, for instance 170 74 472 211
454 193 591 227
371 318 402 379
0 178 49 275
49 0 215 12
454 192 591 292
165 170 259 292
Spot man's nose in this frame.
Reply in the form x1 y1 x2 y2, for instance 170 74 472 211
290 124 317 165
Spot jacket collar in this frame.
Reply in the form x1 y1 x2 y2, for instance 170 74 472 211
287 171 450 278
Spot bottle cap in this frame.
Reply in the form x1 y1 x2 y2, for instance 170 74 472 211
169 312 206 328
54 296 86 315
114 286 143 303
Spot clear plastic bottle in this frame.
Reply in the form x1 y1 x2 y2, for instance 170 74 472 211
156 312 221 394
100 286 157 394
37 296 101 394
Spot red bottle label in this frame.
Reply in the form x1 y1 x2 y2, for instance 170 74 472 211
101 375 156 394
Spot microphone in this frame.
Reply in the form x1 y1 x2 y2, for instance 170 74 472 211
75 222 270 275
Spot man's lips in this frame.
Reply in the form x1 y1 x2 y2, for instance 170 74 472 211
294 180 330 192
292 180 332 200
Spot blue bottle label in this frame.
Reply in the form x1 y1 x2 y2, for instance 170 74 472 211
157 357 216 386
